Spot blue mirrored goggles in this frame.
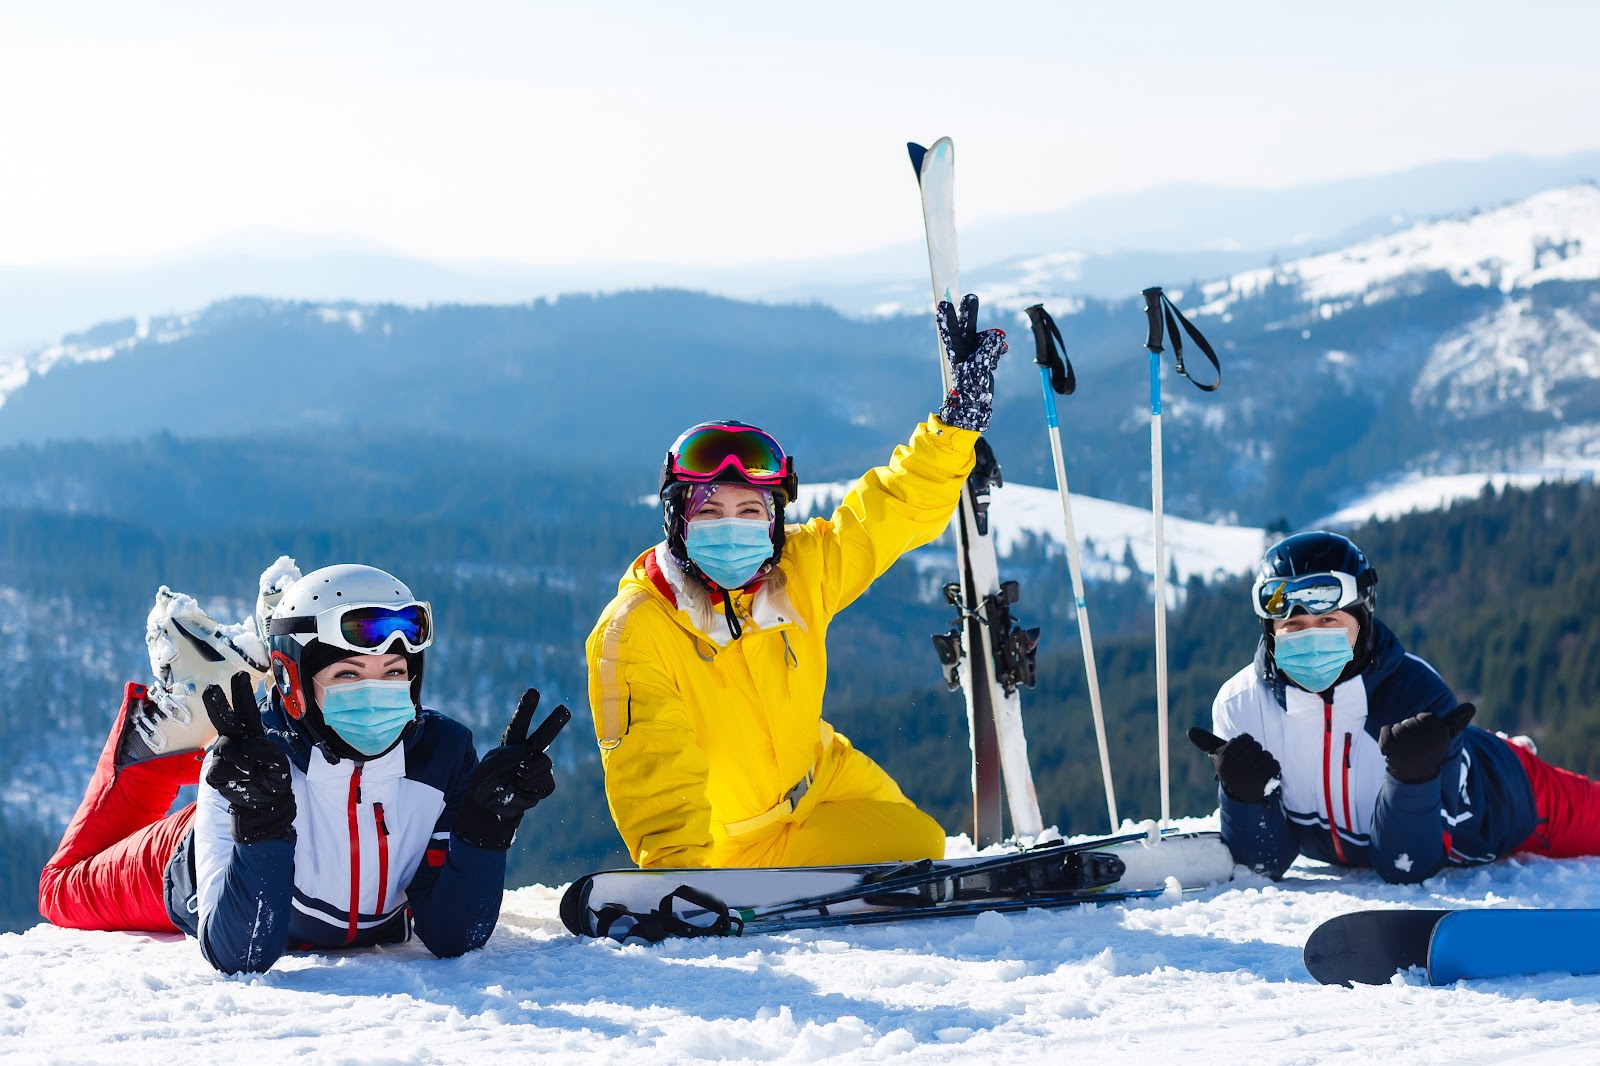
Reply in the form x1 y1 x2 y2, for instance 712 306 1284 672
269 601 433 654
1252 572 1360 620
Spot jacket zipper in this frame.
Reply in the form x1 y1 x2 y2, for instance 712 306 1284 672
374 801 390 916
1340 732 1354 840
1321 699 1348 863
345 764 363 944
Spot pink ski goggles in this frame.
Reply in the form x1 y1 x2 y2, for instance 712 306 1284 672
668 423 794 487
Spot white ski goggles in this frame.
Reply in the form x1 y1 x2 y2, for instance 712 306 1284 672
1252 572 1361 620
268 601 434 654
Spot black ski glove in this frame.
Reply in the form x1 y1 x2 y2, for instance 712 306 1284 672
936 293 1007 433
453 689 565 852
1189 727 1282 805
1379 703 1477 784
203 671 296 844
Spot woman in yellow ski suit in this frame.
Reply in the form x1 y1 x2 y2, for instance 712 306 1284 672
585 295 1008 869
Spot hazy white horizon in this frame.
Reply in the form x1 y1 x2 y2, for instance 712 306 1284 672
3 1 1597 272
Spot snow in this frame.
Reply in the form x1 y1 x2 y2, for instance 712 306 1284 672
8 818 1600 1061
1199 184 1600 316
1318 471 1584 527
1411 299 1600 418
796 481 1269 584
0 314 195 411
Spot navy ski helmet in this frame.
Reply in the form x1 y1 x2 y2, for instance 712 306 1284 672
1252 531 1379 673
265 564 432 761
659 420 799 588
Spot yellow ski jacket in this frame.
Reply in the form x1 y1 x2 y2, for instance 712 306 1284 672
585 416 978 868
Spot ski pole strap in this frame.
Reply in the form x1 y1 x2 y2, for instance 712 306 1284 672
1025 304 1075 396
1141 287 1220 392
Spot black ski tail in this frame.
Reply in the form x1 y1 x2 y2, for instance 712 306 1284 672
1303 909 1450 986
907 141 928 179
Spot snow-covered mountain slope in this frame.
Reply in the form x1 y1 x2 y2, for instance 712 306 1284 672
1411 298 1600 420
1319 472 1564 527
7 820 1600 1061
1198 183 1600 316
0 314 198 412
795 481 1269 586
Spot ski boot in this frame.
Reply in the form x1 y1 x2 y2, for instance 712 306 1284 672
120 587 270 767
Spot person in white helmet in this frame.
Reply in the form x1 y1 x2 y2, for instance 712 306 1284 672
39 559 562 974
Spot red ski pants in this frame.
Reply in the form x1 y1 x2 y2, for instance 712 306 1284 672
1509 739 1600 859
38 682 203 932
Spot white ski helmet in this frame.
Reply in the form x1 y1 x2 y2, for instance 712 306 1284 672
265 564 433 756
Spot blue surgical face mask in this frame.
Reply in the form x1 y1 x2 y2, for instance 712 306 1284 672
317 678 416 757
1273 627 1355 693
685 516 773 590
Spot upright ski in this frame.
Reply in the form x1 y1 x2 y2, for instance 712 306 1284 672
908 137 1042 845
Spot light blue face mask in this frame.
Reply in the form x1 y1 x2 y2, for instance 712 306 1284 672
1273 627 1355 693
685 516 773 590
318 678 416 757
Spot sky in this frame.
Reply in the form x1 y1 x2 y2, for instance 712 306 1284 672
1 1 1596 270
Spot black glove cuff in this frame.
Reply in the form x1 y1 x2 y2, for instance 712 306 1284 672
233 800 297 845
1387 762 1443 786
1219 782 1272 805
452 801 522 852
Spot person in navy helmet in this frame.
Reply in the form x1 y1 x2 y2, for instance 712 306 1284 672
1190 530 1600 882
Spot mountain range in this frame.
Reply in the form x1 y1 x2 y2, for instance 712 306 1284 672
4 177 1597 530
3 149 1596 357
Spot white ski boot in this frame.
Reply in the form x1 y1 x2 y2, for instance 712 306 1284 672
126 587 271 764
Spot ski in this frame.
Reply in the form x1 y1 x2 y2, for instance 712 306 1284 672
1428 909 1600 983
1303 909 1448 986
908 137 1042 845
562 829 1235 943
1306 908 1600 986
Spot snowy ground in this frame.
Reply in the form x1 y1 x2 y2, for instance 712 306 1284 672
7 816 1600 1064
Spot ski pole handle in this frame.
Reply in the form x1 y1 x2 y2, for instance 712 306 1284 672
1025 304 1074 396
1142 287 1166 354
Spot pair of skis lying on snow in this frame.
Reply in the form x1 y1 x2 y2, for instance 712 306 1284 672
564 841 1600 988
560 829 1235 944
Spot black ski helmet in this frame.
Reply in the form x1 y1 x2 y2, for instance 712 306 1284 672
1253 531 1380 673
265 563 430 762
659 420 799 590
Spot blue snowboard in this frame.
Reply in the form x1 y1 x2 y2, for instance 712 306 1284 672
1429 909 1600 984
1305 908 1600 986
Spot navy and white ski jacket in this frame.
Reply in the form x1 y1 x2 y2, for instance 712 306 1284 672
165 698 507 974
1210 619 1536 884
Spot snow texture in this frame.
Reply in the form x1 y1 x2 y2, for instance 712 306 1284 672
8 816 1600 1061
1199 184 1600 316
795 480 1269 585
1411 299 1600 419
1317 471 1568 527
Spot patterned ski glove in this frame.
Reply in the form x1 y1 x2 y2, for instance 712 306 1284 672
203 671 297 844
1379 702 1476 784
1189 728 1282 804
453 689 566 852
936 293 1008 433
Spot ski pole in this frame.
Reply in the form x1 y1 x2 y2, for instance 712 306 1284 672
1025 304 1118 832
1140 287 1221 827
